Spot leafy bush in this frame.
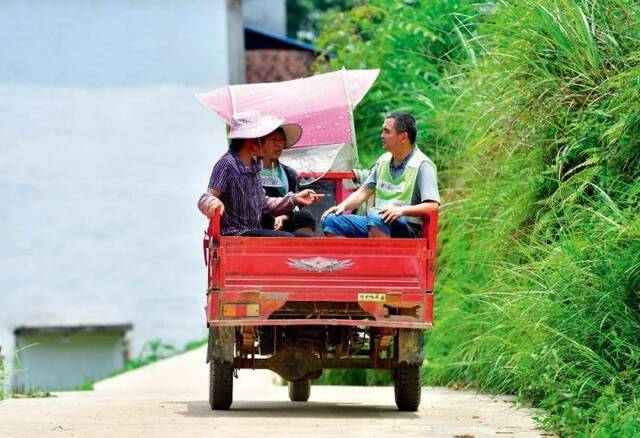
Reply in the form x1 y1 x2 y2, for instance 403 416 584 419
314 0 479 166
312 0 479 386
314 0 640 434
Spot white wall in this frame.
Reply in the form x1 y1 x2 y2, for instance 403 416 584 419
243 0 286 35
0 0 233 385
227 0 246 84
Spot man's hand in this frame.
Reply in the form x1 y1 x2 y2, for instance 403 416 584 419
379 205 404 224
295 189 325 206
206 197 225 218
273 215 289 231
321 204 345 221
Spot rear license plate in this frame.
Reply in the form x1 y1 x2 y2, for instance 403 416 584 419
357 293 386 302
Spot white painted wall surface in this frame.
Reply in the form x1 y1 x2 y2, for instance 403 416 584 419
227 0 246 84
0 0 232 384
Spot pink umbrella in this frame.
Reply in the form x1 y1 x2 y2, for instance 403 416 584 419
195 68 379 149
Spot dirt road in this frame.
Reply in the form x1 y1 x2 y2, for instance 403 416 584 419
0 347 549 437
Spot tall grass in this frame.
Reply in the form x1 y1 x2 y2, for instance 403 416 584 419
424 1 640 434
0 348 5 400
313 0 478 387
315 0 640 434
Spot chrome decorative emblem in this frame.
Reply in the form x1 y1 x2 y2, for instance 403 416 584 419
287 257 353 273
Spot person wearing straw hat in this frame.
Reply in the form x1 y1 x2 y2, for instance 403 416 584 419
260 127 317 236
197 110 324 237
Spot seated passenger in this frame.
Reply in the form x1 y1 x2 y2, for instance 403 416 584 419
260 128 317 236
321 112 439 238
197 110 323 237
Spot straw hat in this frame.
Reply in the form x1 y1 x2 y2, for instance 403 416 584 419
228 110 302 148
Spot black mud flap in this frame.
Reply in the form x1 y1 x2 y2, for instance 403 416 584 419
207 327 235 364
397 328 424 365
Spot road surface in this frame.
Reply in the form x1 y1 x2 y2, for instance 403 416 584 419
0 346 551 437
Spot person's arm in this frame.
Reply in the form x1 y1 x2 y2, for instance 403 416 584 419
198 158 229 218
263 189 324 216
198 189 224 218
273 214 289 231
263 191 296 216
378 201 438 224
321 186 374 220
321 162 378 220
340 186 375 211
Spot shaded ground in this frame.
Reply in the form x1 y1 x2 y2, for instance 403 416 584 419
0 346 551 437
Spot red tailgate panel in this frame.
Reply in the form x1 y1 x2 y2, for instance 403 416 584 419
217 237 430 294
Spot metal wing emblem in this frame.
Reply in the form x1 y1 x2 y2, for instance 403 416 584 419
287 257 353 273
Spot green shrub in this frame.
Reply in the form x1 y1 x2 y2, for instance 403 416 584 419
314 0 640 434
313 0 479 386
422 1 640 434
314 0 479 167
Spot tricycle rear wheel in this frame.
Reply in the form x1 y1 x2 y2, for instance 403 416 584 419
209 361 233 410
288 379 311 402
394 365 421 411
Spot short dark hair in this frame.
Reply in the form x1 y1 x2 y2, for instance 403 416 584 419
229 138 244 152
386 112 417 144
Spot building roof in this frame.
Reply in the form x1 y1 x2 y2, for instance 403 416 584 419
245 26 317 52
14 323 133 336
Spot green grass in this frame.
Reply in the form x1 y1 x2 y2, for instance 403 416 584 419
2 338 207 397
66 338 207 391
72 379 95 392
313 369 393 386
9 390 54 399
0 350 5 400
109 339 179 376
108 338 206 378
313 0 640 434
0 343 48 400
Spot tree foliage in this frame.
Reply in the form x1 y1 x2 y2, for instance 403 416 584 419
313 0 640 434
286 0 356 42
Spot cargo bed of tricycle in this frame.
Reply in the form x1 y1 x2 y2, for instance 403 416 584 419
202 178 437 411
204 213 436 329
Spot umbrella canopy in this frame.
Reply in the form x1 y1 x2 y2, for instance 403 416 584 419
195 69 379 148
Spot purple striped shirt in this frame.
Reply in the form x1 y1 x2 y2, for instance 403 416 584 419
201 151 295 236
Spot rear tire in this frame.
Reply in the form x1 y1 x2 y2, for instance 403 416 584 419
288 379 311 402
394 365 421 411
209 361 233 410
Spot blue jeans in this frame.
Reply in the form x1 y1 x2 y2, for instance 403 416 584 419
322 208 420 238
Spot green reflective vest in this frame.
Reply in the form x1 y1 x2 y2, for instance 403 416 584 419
374 148 436 225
